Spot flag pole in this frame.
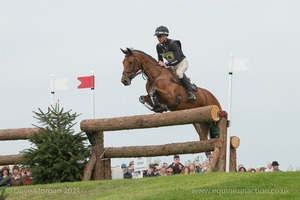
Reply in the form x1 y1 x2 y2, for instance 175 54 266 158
51 74 55 106
91 71 95 119
226 54 234 172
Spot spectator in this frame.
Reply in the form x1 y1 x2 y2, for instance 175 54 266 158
168 155 184 174
265 163 273 172
158 167 167 176
189 163 196 174
259 167 266 172
249 168 256 173
128 161 134 172
201 161 209 173
195 163 202 173
162 162 169 169
238 166 247 172
272 161 282 172
22 167 32 185
180 166 190 174
10 166 23 186
0 167 11 187
144 166 155 177
166 168 173 176
121 163 132 179
154 166 161 176
237 164 244 171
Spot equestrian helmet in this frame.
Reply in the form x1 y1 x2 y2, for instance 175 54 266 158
154 26 169 36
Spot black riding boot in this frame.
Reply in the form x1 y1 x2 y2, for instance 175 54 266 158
180 75 196 101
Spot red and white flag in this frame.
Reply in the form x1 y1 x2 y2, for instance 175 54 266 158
77 75 95 89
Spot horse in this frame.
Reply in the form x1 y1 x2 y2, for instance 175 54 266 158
120 47 222 157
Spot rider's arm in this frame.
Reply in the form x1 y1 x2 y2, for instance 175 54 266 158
156 44 164 62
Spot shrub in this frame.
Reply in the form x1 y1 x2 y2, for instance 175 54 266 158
21 105 90 184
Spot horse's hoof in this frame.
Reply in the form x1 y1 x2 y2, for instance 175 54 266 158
139 96 145 103
161 104 168 111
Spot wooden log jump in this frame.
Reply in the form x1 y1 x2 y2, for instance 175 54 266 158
104 139 216 158
0 128 44 165
80 105 240 181
81 105 220 132
0 154 24 165
0 105 240 178
0 128 43 141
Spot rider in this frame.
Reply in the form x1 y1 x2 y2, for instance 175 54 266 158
154 25 196 101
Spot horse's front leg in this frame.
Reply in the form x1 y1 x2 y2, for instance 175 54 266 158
139 95 154 111
139 88 168 113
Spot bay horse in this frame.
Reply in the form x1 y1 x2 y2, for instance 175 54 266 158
120 48 222 157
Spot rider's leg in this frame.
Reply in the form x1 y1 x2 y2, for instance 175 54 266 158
175 59 196 101
180 74 196 101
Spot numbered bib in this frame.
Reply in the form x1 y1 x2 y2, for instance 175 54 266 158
160 51 175 63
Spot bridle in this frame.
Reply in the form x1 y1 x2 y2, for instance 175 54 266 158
122 54 163 84
122 54 142 79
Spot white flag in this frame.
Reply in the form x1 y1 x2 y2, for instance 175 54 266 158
51 77 69 92
229 58 250 72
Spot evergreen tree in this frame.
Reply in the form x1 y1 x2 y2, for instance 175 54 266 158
21 105 90 184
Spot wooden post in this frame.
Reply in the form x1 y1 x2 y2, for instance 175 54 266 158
214 116 227 172
229 136 240 172
230 148 237 172
104 158 111 180
82 153 97 181
209 148 220 171
91 131 105 180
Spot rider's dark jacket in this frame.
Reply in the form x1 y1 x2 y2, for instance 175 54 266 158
156 39 185 67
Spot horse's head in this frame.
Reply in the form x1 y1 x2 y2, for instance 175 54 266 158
120 48 142 86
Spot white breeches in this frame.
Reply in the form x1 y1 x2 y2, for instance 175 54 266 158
173 58 188 78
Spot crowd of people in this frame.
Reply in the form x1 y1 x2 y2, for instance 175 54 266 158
120 155 209 179
119 155 283 179
0 165 32 187
237 161 282 173
1 157 283 185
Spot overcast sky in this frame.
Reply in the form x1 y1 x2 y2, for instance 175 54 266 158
1 0 300 171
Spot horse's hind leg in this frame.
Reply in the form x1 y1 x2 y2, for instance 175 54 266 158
193 122 212 158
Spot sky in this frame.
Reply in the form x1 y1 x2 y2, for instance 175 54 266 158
1 0 300 171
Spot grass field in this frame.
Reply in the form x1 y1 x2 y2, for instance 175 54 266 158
2 172 300 200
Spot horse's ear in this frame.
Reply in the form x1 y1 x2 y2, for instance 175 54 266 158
120 48 133 56
120 48 127 55
126 48 133 56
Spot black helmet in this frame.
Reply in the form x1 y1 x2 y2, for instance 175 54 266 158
154 26 169 36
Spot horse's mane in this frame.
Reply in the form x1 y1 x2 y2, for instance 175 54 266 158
132 49 158 64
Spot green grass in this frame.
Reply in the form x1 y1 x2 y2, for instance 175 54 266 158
3 172 300 200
